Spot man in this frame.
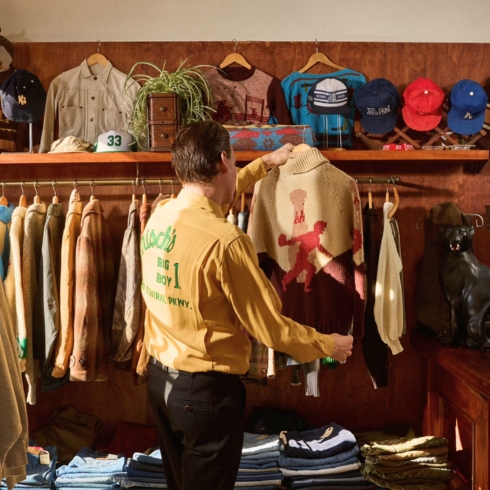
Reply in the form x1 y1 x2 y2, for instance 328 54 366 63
140 121 354 490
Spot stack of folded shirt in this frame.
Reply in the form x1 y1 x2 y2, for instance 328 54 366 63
123 450 166 490
236 433 283 489
55 447 126 490
279 423 377 489
361 436 456 490
1 445 57 490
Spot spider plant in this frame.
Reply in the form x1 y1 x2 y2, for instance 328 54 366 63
124 59 214 149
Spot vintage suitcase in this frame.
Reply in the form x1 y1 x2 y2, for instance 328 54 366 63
147 93 180 151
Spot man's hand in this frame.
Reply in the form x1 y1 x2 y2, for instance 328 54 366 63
329 334 354 363
261 143 296 170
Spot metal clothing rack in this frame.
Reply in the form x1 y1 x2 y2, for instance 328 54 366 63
0 178 180 188
353 177 400 184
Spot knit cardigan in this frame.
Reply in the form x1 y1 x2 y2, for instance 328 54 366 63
249 147 365 337
70 199 115 382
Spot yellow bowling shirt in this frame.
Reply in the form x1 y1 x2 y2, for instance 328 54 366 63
141 158 334 374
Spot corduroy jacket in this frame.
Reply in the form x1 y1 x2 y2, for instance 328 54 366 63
70 199 115 382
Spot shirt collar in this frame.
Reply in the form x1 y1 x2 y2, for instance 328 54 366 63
178 188 225 219
80 59 112 84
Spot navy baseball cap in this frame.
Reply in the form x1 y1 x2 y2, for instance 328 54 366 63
307 77 350 115
447 79 488 135
355 78 399 134
0 69 46 123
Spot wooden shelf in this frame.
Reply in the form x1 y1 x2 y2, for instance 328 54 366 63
0 149 488 172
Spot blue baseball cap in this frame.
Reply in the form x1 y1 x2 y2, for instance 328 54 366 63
355 78 399 134
447 79 488 135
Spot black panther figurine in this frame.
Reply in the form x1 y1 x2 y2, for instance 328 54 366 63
439 225 490 348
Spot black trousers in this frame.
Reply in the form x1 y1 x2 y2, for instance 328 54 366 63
148 359 246 490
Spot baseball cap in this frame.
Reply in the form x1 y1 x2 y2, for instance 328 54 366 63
307 77 350 115
93 130 134 152
0 69 46 123
355 78 399 134
402 78 445 131
49 136 92 153
447 79 488 135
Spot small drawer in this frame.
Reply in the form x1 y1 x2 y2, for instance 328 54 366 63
147 93 181 124
149 124 178 151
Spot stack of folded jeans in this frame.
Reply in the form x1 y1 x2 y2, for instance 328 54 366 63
55 447 126 490
361 436 456 490
278 423 377 489
1 445 57 490
122 450 166 489
235 433 284 489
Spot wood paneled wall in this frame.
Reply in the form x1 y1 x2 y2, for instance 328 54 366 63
9 41 490 444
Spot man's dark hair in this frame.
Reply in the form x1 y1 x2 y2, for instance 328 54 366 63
171 121 232 184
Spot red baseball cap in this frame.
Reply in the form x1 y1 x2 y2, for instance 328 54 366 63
402 78 445 131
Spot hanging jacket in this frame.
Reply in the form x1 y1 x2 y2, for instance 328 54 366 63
22 201 46 405
71 199 115 382
52 195 82 378
110 200 142 366
39 203 67 391
4 207 27 372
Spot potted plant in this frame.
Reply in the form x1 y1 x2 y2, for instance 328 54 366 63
124 59 214 150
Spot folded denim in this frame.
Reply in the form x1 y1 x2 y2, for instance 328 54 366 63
281 461 360 477
279 445 359 468
56 476 124 484
55 485 120 489
56 448 126 477
290 484 379 490
233 480 282 487
120 477 166 484
238 467 282 473
2 445 58 487
235 472 283 481
287 469 364 483
239 462 279 470
127 460 163 473
130 452 162 467
126 467 164 479
242 433 281 455
279 455 359 472
233 486 278 490
241 451 281 461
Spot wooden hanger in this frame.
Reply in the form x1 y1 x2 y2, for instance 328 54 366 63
86 40 108 67
52 182 59 204
131 180 137 203
171 180 177 199
240 192 246 213
142 182 147 204
299 40 345 74
220 40 251 70
368 181 373 210
90 180 96 201
33 182 40 204
19 182 27 208
388 184 400 219
0 183 7 206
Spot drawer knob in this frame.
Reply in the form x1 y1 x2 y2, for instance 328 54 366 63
160 106 168 112
161 133 169 139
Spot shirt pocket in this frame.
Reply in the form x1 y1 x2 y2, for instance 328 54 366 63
58 89 83 132
100 92 124 131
